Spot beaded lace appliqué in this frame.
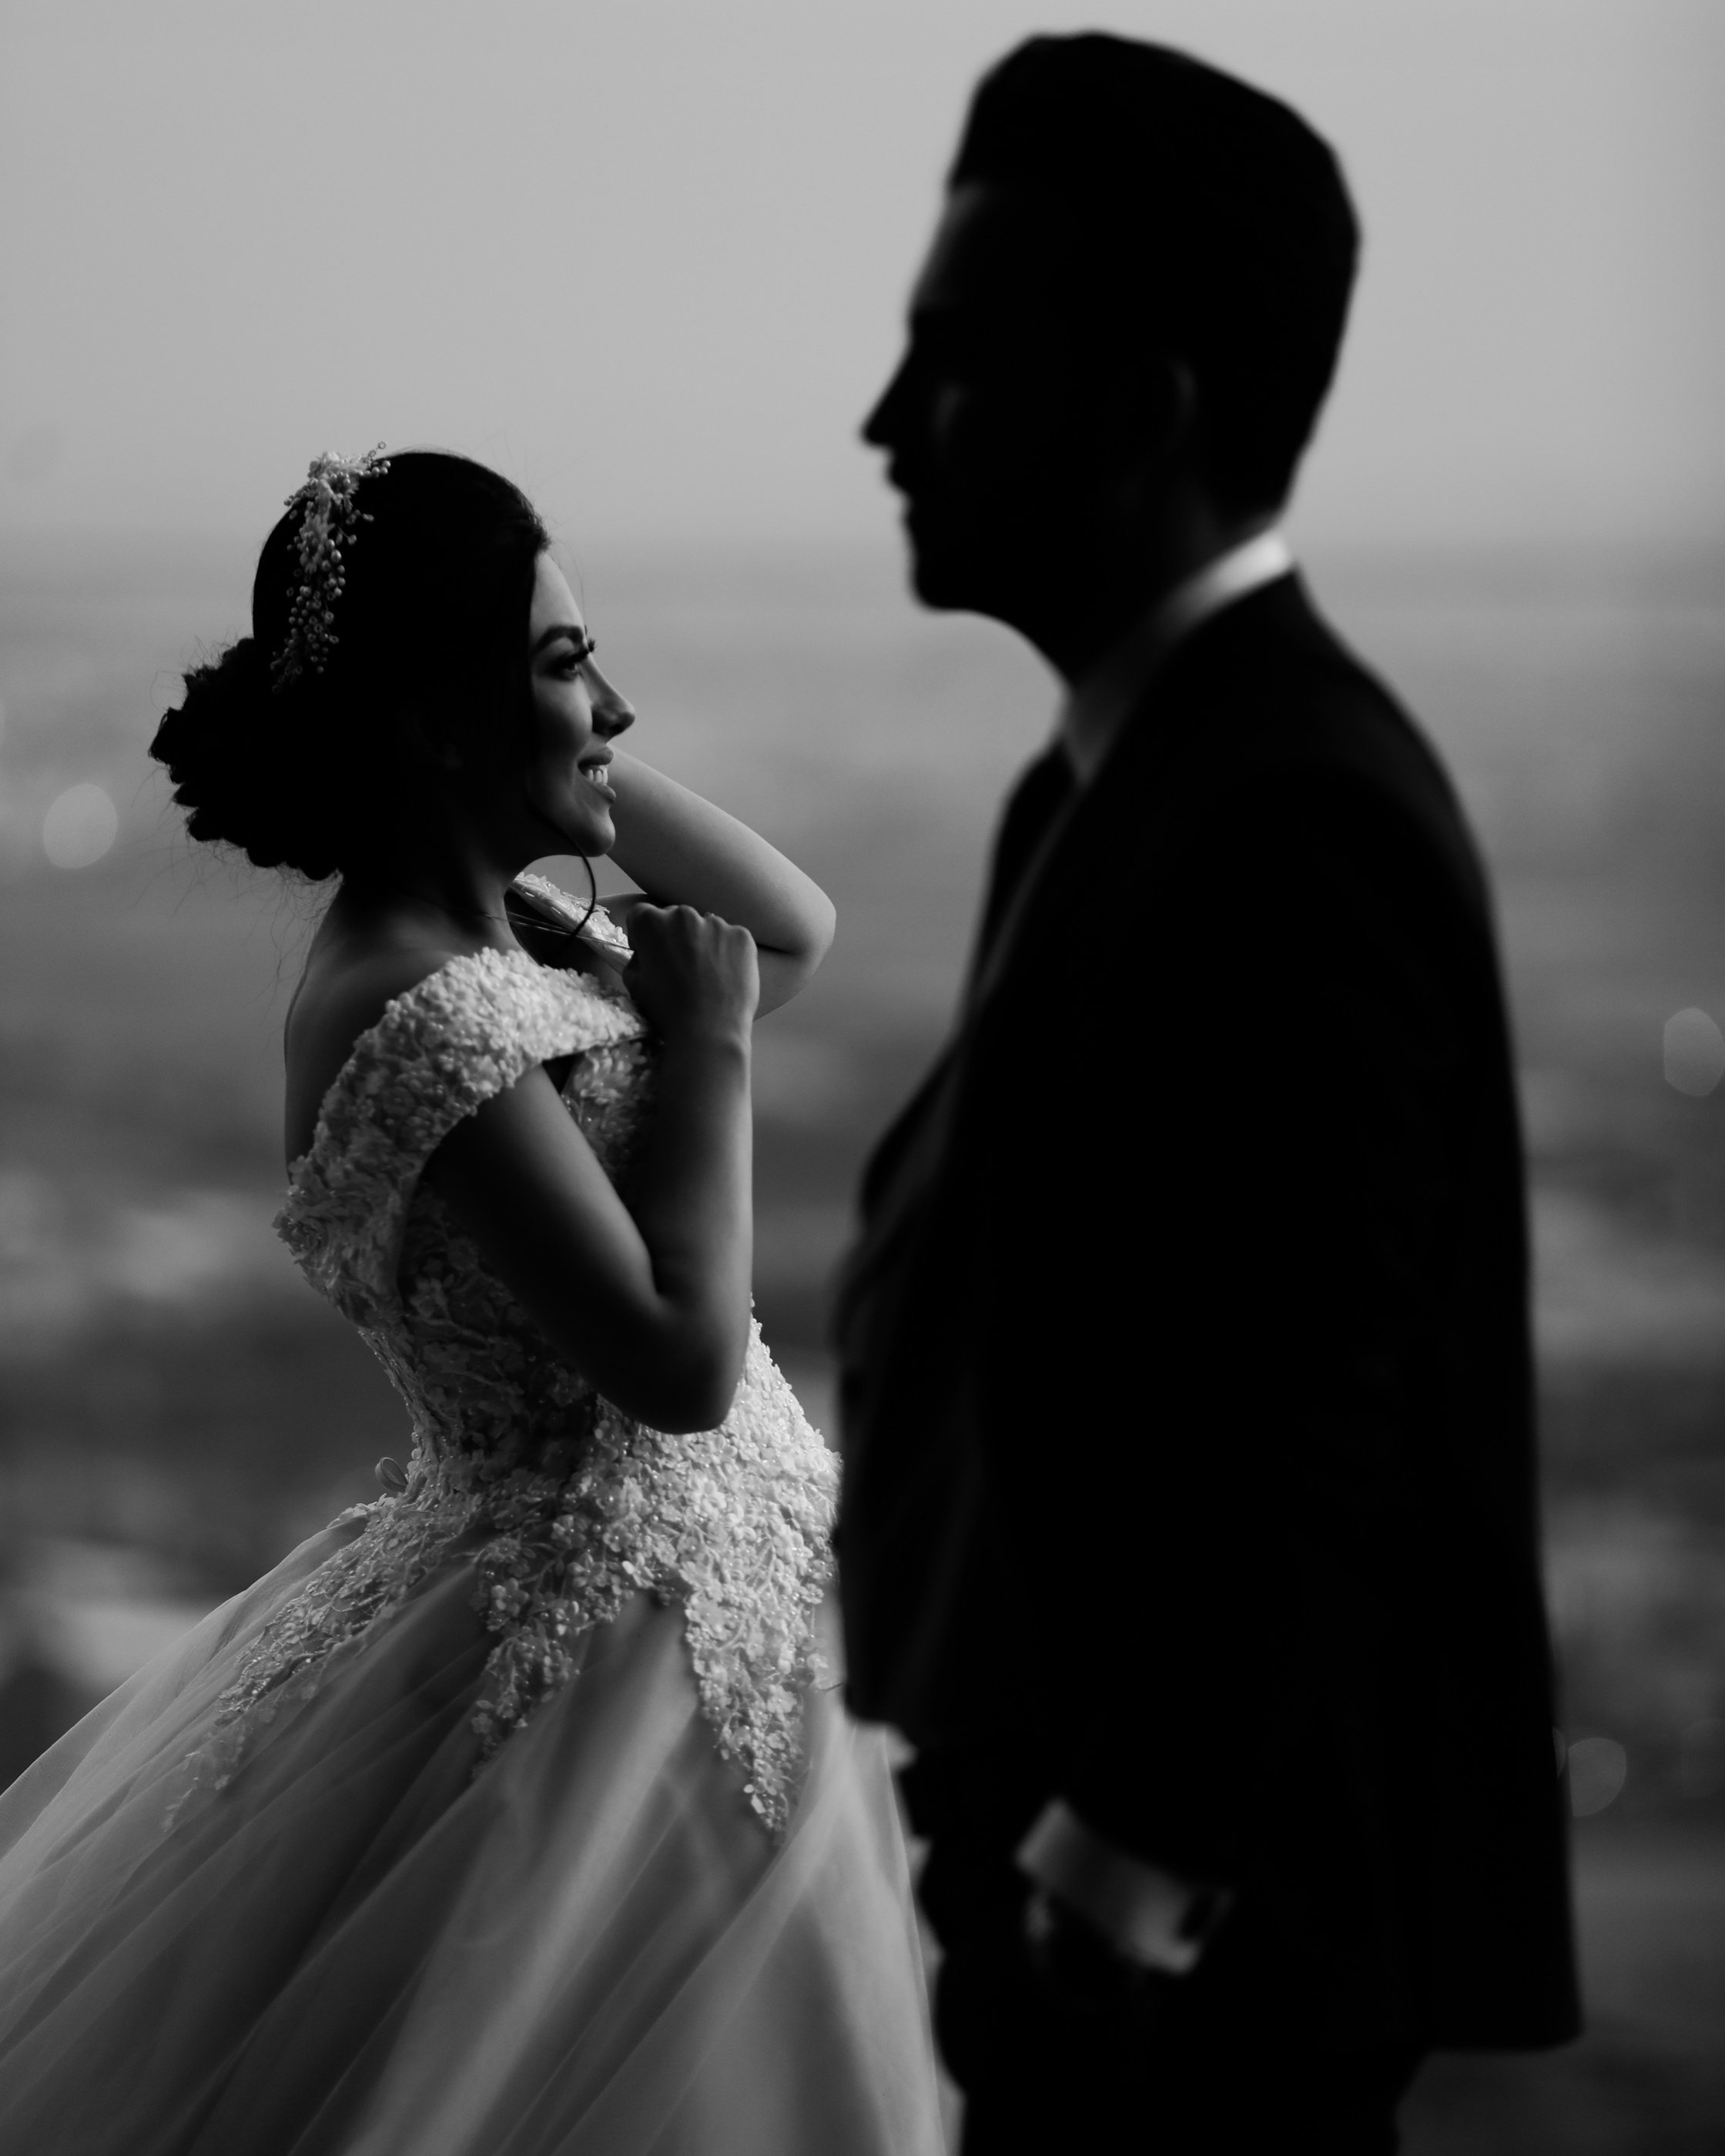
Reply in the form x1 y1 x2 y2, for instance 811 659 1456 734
176 896 835 1839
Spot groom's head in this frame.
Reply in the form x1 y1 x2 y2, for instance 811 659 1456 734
865 36 1358 648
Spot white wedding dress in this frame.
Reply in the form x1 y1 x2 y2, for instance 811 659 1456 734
0 881 944 2156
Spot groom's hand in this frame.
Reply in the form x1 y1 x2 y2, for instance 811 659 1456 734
1023 1890 1184 2027
1013 1796 1231 2021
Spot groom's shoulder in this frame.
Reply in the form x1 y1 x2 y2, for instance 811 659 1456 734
1191 578 1446 791
1075 576 1495 941
1157 575 1478 869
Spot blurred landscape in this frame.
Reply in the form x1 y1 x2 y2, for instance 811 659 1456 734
2 531 1722 2147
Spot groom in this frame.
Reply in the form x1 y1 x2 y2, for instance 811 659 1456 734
835 35 1579 2154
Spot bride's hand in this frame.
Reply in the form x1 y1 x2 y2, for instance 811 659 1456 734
623 903 759 1044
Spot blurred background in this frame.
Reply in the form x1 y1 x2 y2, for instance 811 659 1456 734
2 0 1722 2145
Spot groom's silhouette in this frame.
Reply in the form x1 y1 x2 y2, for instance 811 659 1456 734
836 36 1579 2154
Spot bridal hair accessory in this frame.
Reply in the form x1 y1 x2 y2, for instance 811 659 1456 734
270 444 392 690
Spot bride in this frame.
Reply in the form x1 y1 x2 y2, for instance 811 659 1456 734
0 448 944 2154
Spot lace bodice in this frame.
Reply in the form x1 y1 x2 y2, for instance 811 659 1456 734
188 883 836 1838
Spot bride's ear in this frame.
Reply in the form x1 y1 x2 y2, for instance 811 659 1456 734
400 707 465 774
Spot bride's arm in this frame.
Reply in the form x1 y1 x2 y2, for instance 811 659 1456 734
430 904 758 1432
601 752 835 1016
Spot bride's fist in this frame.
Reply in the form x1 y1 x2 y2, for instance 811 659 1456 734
623 903 759 1043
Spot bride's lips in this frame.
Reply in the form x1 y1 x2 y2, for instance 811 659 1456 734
578 757 616 802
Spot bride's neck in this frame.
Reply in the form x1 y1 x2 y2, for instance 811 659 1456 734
334 831 524 949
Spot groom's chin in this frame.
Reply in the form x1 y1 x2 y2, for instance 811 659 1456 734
901 519 987 614
904 547 1026 631
906 552 965 611
897 499 1039 625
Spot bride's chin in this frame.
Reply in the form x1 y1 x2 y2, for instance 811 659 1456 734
572 814 616 859
530 801 615 856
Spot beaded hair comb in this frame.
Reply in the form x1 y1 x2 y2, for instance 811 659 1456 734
270 444 391 690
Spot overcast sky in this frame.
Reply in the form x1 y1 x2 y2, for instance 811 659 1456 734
2 0 1720 554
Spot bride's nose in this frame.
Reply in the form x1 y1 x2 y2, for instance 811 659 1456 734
586 662 635 740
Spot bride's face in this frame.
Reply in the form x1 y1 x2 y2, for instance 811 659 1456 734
521 553 634 857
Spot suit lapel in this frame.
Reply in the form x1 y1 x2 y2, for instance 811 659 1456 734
962 643 1188 1020
841 748 1072 1307
962 572 1307 1026
965 745 1075 986
842 576 1300 1313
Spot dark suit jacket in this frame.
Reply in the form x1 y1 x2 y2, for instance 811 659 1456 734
835 574 1579 2049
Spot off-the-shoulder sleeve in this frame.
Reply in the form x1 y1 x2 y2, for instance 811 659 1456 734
276 948 642 1324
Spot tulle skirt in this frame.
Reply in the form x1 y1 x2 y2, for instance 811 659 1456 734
0 1517 945 2155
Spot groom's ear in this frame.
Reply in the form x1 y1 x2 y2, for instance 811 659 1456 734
1104 353 1198 494
1147 353 1199 447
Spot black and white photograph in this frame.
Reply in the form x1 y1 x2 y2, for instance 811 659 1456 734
0 3 1720 2150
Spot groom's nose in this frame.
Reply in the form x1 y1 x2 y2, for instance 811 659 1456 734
862 353 913 455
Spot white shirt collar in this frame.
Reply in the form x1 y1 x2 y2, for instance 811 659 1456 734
1059 527 1295 786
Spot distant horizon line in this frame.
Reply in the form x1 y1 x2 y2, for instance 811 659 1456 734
3 523 1723 605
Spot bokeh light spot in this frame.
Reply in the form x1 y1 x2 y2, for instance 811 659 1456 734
1566 1735 1628 1817
1663 1007 1725 1096
42 783 118 870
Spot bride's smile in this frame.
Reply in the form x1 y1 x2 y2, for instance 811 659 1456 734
523 552 635 856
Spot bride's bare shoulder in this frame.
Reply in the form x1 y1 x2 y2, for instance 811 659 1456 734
283 937 477 1166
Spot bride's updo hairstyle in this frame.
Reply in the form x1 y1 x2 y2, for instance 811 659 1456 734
151 450 550 880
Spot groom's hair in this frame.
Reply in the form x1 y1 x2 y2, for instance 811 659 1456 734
951 35 1359 516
